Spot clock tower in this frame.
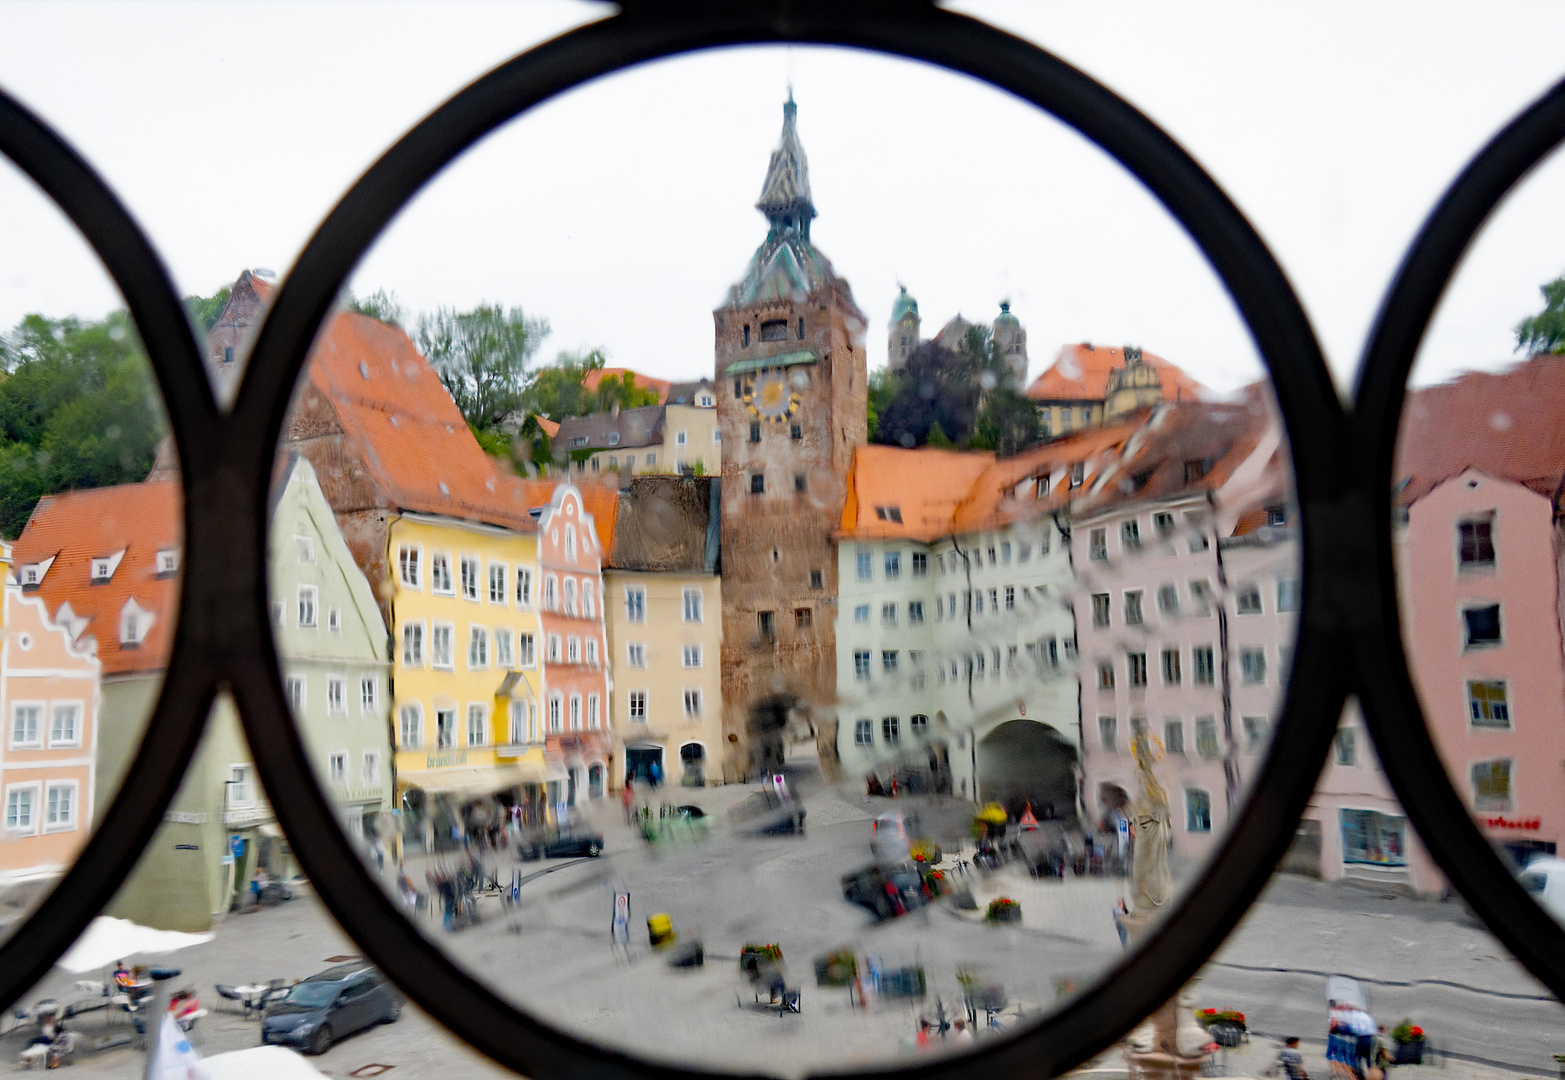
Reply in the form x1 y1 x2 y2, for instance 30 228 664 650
716 94 868 782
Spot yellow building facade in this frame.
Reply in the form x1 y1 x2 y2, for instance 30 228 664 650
387 513 550 820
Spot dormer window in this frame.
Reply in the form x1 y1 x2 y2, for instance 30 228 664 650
155 549 180 577
90 549 126 584
120 598 154 647
874 506 903 524
21 566 39 587
699 394 713 407
608 432 620 445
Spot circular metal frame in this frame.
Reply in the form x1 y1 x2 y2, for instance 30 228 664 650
1352 72 1565 1006
0 87 221 1009
230 7 1348 1080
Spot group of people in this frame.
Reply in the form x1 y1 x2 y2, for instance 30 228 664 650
1270 1000 1394 1080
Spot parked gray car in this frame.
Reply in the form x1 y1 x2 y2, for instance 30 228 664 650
261 964 402 1054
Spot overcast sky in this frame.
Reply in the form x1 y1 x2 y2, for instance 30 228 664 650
5 2 1565 398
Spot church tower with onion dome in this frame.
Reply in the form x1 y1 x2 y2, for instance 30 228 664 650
714 93 867 783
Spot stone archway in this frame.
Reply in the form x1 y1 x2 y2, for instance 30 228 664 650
747 694 792 779
976 719 1079 823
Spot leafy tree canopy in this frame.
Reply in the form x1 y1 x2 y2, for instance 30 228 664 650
866 367 897 442
593 370 660 413
183 286 231 339
1515 274 1565 355
0 311 167 538
348 288 406 327
871 323 1037 456
417 303 549 432
524 347 608 422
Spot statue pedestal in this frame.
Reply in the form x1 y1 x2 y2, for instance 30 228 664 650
1119 912 1211 1080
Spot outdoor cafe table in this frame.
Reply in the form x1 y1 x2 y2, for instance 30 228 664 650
233 985 272 1017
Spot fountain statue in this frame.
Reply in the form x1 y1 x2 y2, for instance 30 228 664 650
1120 732 1214 1080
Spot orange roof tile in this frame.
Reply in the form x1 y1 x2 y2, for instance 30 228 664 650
11 480 181 676
951 419 1145 533
836 445 994 543
303 311 542 532
583 367 673 404
534 415 560 438
1025 343 1207 403
1397 355 1565 504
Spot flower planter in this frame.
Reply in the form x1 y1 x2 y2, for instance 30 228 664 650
986 900 1022 923
1394 1038 1425 1065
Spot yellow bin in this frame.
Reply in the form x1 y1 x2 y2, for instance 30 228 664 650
648 913 675 948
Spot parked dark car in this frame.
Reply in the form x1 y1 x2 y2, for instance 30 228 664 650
518 824 604 860
261 964 402 1054
841 863 928 919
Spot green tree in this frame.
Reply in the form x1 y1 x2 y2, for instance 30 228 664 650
1516 274 1565 355
0 311 167 537
594 370 660 413
348 288 406 327
524 347 608 421
183 286 231 339
925 420 953 448
417 303 549 431
866 367 899 442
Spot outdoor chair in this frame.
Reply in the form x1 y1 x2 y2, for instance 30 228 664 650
213 984 245 1015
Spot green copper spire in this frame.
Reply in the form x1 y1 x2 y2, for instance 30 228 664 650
756 91 816 239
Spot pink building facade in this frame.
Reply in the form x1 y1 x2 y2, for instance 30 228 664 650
536 485 613 806
0 579 101 883
1399 469 1565 870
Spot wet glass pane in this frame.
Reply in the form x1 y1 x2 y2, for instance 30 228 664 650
0 154 180 946
251 47 1301 1073
1396 143 1565 923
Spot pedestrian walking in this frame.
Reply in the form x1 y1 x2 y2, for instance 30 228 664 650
1326 1001 1357 1080
622 778 635 825
1346 1004 1379 1078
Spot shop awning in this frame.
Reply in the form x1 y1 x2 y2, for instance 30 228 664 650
724 350 816 376
401 766 529 799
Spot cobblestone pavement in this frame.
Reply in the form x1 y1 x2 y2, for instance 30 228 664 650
7 784 1565 1078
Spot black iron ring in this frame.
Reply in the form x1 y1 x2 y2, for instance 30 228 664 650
228 7 1354 1080
1352 73 1565 1009
0 87 225 1011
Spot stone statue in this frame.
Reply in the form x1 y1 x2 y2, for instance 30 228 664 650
1130 732 1173 912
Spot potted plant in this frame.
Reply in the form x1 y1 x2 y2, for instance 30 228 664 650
910 839 943 865
1196 1008 1247 1048
985 897 1021 923
1391 1018 1425 1064
813 948 857 987
740 943 784 981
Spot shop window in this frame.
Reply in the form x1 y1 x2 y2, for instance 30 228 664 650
1340 809 1407 866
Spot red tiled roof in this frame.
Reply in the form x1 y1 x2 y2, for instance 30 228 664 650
303 311 544 532
583 367 672 404
836 445 993 543
1025 343 1207 403
1397 355 1565 504
11 480 181 675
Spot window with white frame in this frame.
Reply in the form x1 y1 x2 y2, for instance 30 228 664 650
1235 583 1263 615
547 634 561 663
569 695 582 731
854 605 869 623
48 703 80 747
908 600 925 625
431 624 454 669
882 716 900 744
1240 648 1266 685
549 694 564 732
469 626 490 669
362 751 380 787
543 575 558 610
910 713 928 738
156 548 180 576
431 552 453 594
683 689 702 718
567 636 580 663
489 563 507 604
1186 789 1212 832
458 556 478 600
565 525 577 561
626 586 646 623
496 628 514 668
683 644 702 668
398 545 421 587
683 587 703 622
564 578 577 616
518 632 536 667
44 781 75 830
326 677 347 715
1277 579 1301 612
884 552 901 579
516 567 533 606
295 536 315 564
856 550 873 581
328 751 348 787
436 709 456 749
297 585 318 628
854 650 871 680
402 622 424 666
882 602 897 625
1157 584 1179 615
508 701 525 744
360 676 377 714
583 581 595 618
629 691 647 722
399 704 424 749
327 606 341 633
855 719 873 746
1472 758 1513 810
628 643 647 668
468 704 488 746
588 695 600 729
228 765 254 808
6 786 37 832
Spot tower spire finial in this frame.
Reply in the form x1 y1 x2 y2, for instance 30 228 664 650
756 92 815 237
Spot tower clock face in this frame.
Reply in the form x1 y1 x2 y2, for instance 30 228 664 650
742 370 801 422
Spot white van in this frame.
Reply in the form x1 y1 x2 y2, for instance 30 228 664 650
1517 856 1565 922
